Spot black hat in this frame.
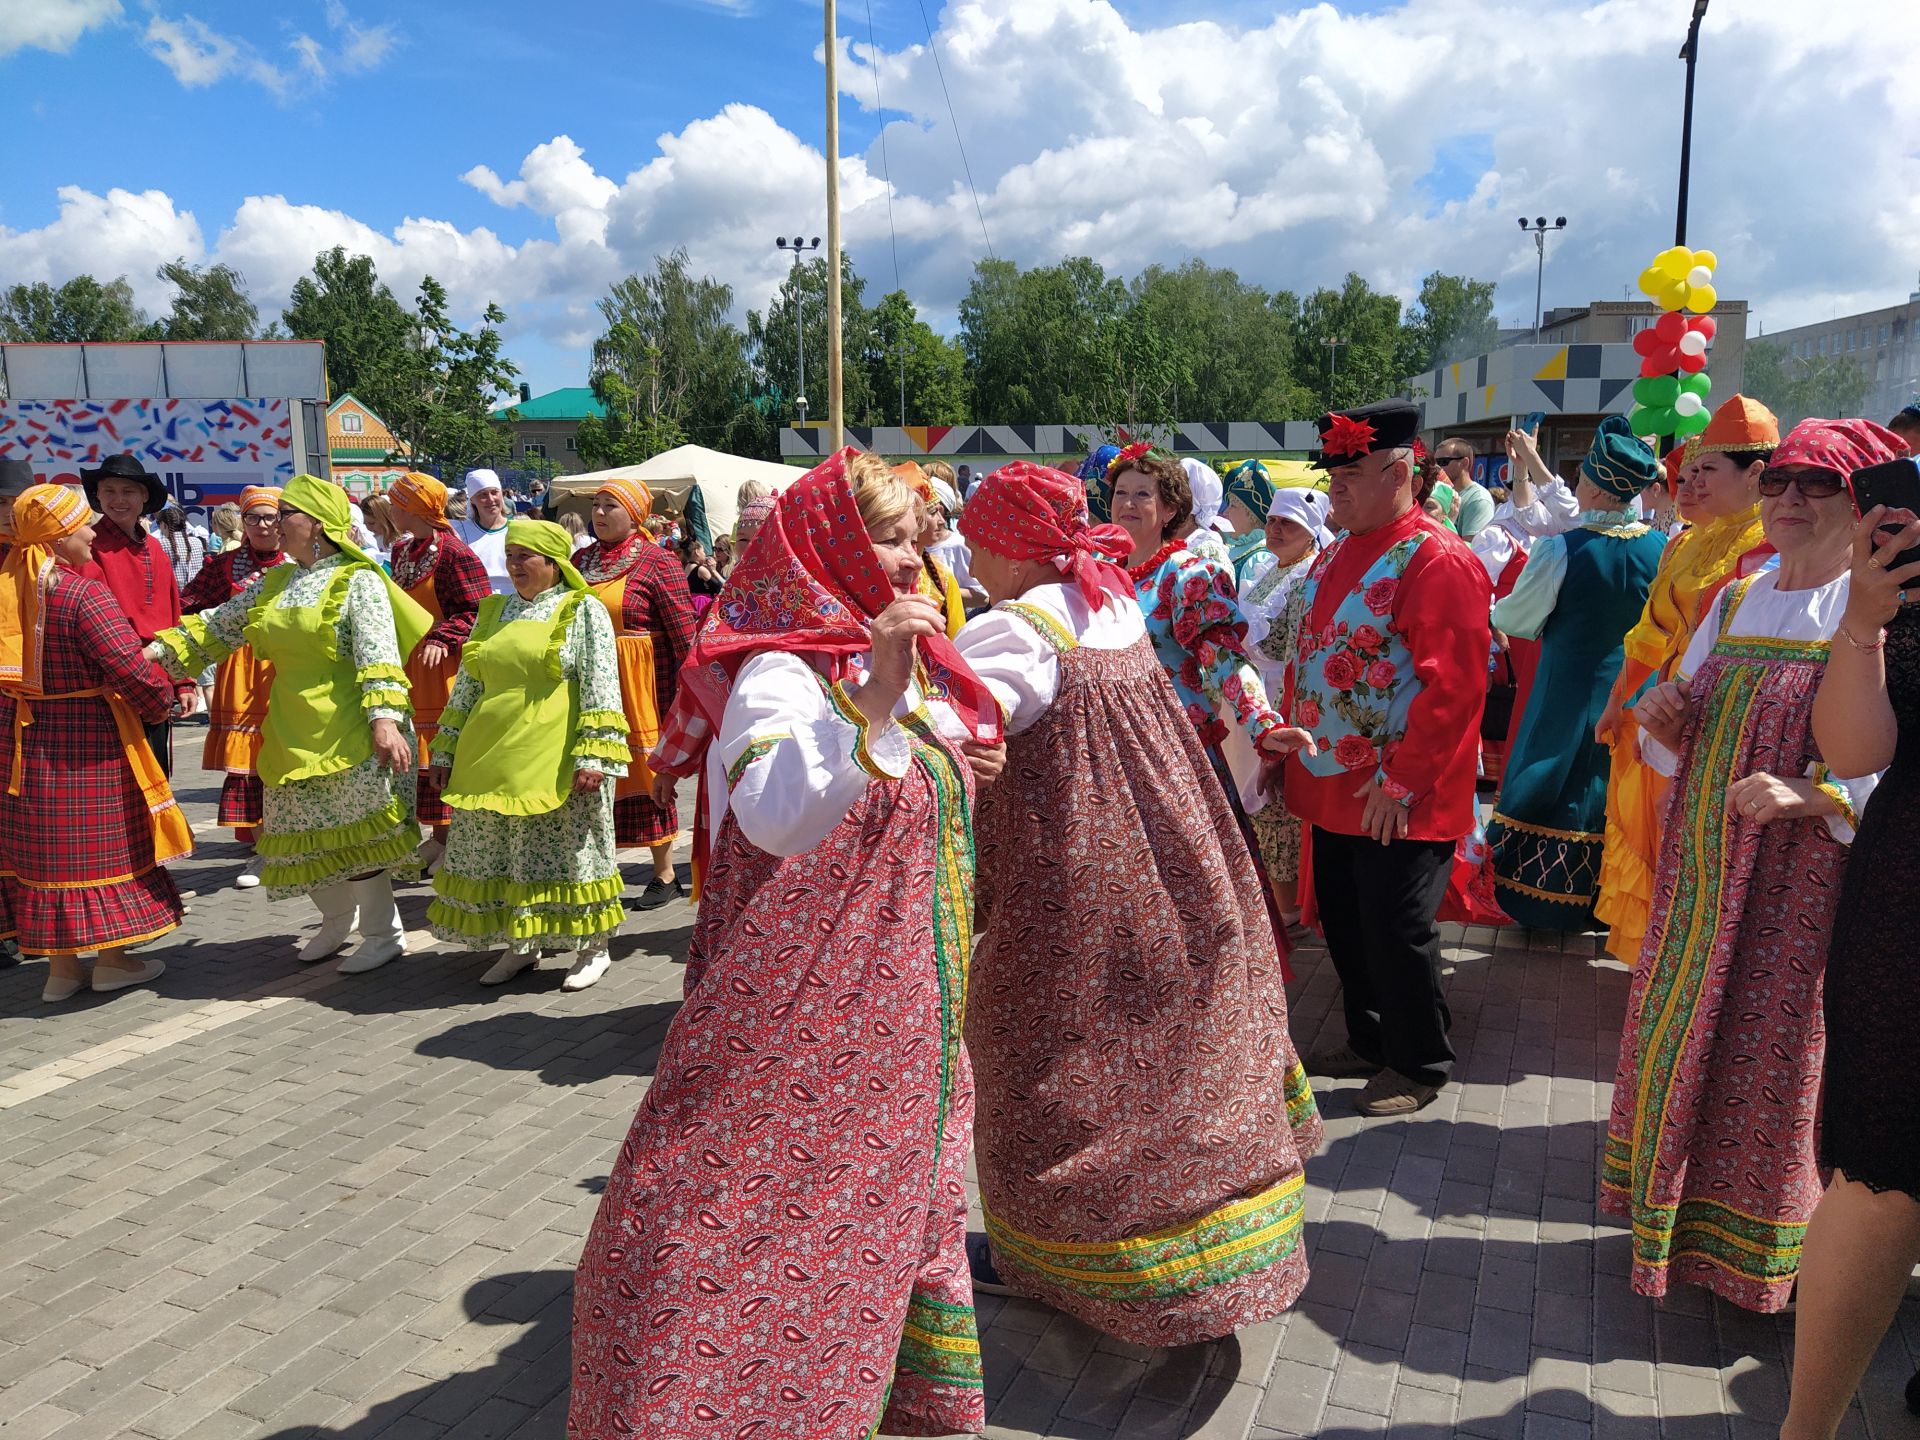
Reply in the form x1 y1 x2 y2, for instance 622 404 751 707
1312 401 1424 469
0 458 34 500
80 453 168 517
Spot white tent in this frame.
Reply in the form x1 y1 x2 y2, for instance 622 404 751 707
549 445 799 538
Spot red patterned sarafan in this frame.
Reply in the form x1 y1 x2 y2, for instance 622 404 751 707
1321 413 1378 462
570 705 985 1438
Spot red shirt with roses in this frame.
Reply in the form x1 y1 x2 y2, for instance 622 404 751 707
1282 504 1491 842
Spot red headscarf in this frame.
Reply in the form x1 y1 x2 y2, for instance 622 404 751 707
1770 417 1907 500
679 448 1003 746
965 461 1133 611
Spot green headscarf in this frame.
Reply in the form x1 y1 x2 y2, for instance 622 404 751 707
1428 478 1459 533
505 517 588 592
1222 459 1277 523
281 473 432 657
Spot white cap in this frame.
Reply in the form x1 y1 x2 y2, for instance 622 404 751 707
930 478 961 514
1268 485 1335 550
1181 459 1232 533
464 468 503 498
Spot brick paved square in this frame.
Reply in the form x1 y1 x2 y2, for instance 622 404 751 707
0 771 1914 1438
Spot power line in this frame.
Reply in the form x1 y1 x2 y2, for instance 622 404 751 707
864 0 903 296
915 0 994 261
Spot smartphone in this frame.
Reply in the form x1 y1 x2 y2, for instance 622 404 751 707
1851 457 1920 574
1518 411 1546 437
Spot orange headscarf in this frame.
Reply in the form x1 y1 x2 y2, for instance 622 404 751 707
0 483 91 695
892 461 936 505
597 478 653 528
389 471 449 529
239 485 282 514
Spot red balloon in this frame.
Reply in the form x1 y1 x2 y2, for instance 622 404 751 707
1633 330 1662 356
1677 351 1707 373
1693 316 1717 341
1655 311 1688 341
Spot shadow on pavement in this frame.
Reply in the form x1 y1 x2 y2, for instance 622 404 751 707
254 1271 573 1440
414 1000 682 1085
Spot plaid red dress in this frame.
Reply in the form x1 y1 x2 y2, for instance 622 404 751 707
181 543 284 828
574 537 699 846
0 571 184 955
391 532 490 828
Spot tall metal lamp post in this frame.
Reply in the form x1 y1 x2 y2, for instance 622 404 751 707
1675 0 1708 245
1324 335 1348 398
775 235 821 425
1519 216 1568 343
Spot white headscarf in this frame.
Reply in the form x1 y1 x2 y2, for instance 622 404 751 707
1267 485 1335 552
1181 459 1232 534
464 467 503 499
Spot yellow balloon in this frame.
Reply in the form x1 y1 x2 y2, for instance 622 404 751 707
1687 283 1718 314
1658 247 1695 281
1692 249 1717 273
1637 267 1668 299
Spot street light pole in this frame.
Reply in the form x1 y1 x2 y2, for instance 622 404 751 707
1518 216 1569 343
1675 0 1708 246
774 235 822 425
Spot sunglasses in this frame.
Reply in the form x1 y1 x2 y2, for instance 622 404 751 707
1438 453 1472 467
1757 468 1847 500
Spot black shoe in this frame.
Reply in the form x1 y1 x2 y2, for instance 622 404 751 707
630 875 686 912
0 938 18 969
966 1233 1015 1298
1906 1364 1920 1417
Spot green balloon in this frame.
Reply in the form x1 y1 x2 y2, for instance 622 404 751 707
1633 375 1681 408
1680 371 1712 397
1674 409 1711 437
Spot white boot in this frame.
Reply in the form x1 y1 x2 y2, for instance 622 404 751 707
338 875 407 974
479 943 540 986
561 947 612 992
297 883 357 963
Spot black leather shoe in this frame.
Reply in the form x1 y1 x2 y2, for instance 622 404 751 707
966 1233 1015 1297
1905 1364 1919 1417
631 876 686 912
0 938 19 969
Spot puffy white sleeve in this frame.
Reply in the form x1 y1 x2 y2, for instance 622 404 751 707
952 609 1060 736
1471 524 1518 583
1489 534 1568 641
717 651 913 857
1511 479 1582 537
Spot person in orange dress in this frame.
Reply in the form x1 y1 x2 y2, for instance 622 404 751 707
384 472 493 869
571 477 699 910
178 486 287 888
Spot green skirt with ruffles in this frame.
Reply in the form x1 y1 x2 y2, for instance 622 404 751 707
259 752 422 900
427 784 624 951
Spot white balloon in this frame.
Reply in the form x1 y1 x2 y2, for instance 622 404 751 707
1687 265 1713 289
1675 392 1706 417
1678 331 1708 357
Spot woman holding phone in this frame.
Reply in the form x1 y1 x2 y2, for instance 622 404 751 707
1786 453 1920 1438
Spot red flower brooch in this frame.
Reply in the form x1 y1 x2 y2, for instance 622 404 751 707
1322 413 1378 461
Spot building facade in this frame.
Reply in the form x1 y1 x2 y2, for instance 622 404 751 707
1756 285 1920 425
327 393 411 498
489 385 606 475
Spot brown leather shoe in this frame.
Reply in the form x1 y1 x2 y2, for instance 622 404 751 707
1353 1068 1441 1117
1306 1044 1382 1079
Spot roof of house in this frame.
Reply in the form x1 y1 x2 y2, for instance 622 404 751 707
491 386 608 422
327 393 410 458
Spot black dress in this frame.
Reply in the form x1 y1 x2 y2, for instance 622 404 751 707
1819 603 1920 1201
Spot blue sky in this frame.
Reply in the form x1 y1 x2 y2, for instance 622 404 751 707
2 0 1915 397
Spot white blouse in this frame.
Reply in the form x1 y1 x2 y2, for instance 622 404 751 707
709 649 957 858
1640 570 1878 842
951 583 1146 736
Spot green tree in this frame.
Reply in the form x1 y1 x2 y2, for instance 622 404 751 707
578 249 757 467
0 274 150 341
1292 273 1406 413
283 247 418 405
860 290 970 426
1398 271 1498 374
957 256 1144 425
1742 341 1871 428
747 253 877 427
1129 260 1308 418
379 277 519 473
155 259 258 340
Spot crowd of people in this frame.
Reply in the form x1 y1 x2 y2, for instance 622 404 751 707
3 390 1919 1439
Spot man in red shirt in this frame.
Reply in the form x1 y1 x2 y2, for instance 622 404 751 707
83 453 194 775
1282 402 1492 1117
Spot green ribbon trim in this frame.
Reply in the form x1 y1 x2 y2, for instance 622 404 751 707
256 794 412 857
573 735 631 764
259 818 421 891
426 897 625 946
577 708 629 733
431 869 623 910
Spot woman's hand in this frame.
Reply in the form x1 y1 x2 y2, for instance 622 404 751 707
370 717 413 774
850 594 944 727
1725 772 1821 826
1258 725 1318 758
572 769 604 795
1594 693 1625 746
1633 679 1692 755
960 739 1006 789
416 639 450 671
1842 505 1920 636
649 771 677 807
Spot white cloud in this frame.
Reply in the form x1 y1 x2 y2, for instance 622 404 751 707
0 0 121 57
9 0 1919 391
0 186 207 312
143 12 297 93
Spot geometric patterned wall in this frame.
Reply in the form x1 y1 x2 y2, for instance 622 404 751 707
779 419 1324 461
1404 342 1641 432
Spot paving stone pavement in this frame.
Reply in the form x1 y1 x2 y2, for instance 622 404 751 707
0 763 1915 1439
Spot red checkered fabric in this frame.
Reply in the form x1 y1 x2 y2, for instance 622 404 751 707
965 461 1134 611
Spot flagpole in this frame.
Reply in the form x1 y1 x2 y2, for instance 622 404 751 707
824 0 845 451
